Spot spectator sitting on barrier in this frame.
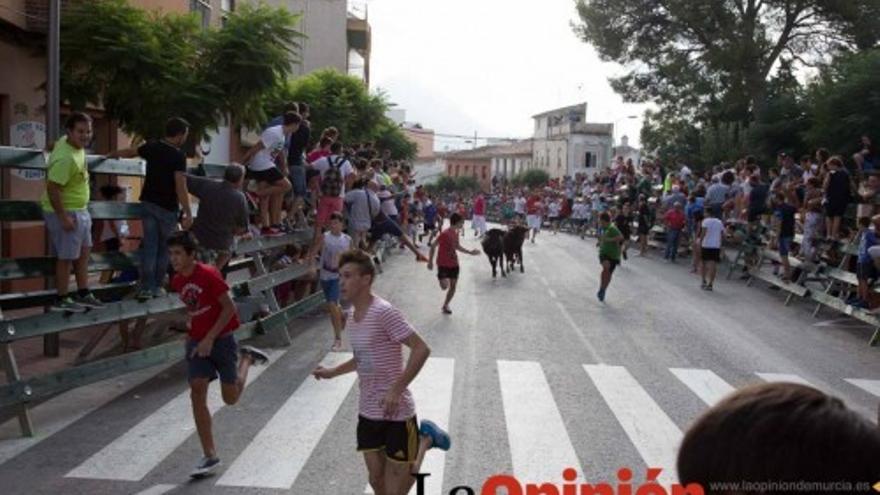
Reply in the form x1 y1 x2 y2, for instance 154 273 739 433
42 112 106 313
677 382 880 495
852 215 880 310
107 117 193 301
186 164 249 271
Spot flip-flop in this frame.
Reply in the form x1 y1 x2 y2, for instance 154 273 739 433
419 420 451 451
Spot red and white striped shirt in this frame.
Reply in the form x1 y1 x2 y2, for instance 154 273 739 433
347 296 416 421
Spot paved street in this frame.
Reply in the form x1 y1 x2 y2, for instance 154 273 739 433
1 229 879 494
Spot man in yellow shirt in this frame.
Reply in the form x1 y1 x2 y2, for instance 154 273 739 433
41 112 105 312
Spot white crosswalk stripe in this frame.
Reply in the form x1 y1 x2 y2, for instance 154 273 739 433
498 360 583 485
844 379 880 398
755 373 812 386
669 368 735 407
584 365 681 487
364 357 456 495
65 350 284 481
217 352 356 489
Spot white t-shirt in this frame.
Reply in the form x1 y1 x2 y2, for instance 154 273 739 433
320 231 352 281
701 217 724 249
378 190 398 216
548 201 561 217
249 126 286 172
312 154 355 197
514 197 526 214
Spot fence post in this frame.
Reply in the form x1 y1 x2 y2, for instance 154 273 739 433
0 342 34 437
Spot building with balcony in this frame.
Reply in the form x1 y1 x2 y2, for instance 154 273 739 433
531 102 613 180
490 140 533 180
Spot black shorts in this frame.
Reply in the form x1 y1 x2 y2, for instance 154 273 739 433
185 334 238 384
357 415 419 463
247 166 285 184
423 222 436 231
437 266 460 280
370 216 404 239
600 256 619 275
857 262 877 282
701 247 721 262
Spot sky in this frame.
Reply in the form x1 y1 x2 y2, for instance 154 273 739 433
365 0 651 150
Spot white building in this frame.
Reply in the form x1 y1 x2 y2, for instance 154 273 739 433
490 140 534 180
612 135 641 166
531 103 613 179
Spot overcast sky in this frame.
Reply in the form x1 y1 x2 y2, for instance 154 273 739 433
365 0 650 150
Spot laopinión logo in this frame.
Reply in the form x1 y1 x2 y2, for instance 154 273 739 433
412 467 706 495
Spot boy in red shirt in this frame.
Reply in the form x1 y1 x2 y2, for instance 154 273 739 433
427 213 479 314
526 192 543 243
168 231 269 478
663 202 687 262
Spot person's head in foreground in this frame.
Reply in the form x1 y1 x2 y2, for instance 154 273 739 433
677 382 880 495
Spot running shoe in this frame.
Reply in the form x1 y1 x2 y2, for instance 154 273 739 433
190 456 221 478
419 420 451 451
152 288 168 299
261 226 284 237
73 292 105 309
240 345 270 365
441 306 452 315
136 289 153 302
596 288 605 302
50 296 86 313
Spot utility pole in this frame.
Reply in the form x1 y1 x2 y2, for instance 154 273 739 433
473 130 477 150
47 0 61 145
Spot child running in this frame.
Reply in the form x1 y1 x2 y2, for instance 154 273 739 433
312 250 450 495
307 212 352 350
427 213 480 314
167 231 269 478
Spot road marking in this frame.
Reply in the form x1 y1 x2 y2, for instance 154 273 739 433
65 350 284 481
548 288 558 299
217 352 355 489
756 373 812 386
669 368 736 407
498 360 582 485
584 365 681 486
0 363 170 467
134 484 178 495
555 301 603 363
539 276 550 286
365 358 456 495
844 379 880 398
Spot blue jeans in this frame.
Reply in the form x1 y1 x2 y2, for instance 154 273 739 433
665 228 681 261
140 201 179 293
290 165 306 198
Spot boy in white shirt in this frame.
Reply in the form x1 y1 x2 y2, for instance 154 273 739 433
699 210 725 291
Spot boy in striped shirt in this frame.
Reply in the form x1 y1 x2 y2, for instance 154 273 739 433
312 250 450 495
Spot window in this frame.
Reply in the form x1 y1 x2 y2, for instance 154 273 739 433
221 0 234 25
191 0 212 28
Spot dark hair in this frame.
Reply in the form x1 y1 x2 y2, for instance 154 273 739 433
282 111 302 127
599 212 611 223
330 141 344 154
65 112 92 130
721 171 735 185
339 249 376 280
329 211 344 222
800 154 811 163
283 102 299 113
223 164 245 184
827 156 843 168
678 382 880 492
816 148 831 163
859 216 872 228
297 102 309 114
165 117 190 138
450 213 463 226
167 230 198 255
99 184 124 199
319 136 333 148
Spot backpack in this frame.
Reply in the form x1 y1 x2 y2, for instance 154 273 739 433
321 156 345 197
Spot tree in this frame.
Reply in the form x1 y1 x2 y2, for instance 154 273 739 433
60 0 301 141
511 169 550 188
574 0 878 126
270 69 417 160
454 176 481 192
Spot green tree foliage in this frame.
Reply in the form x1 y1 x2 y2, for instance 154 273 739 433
270 70 417 160
454 176 481 192
60 0 300 141
511 169 550 189
574 0 876 126
435 175 457 192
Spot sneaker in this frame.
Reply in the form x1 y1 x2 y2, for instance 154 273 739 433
419 420 451 451
441 306 452 315
706 284 713 291
260 226 284 237
596 289 605 302
700 281 708 290
136 290 153 302
190 456 221 478
152 287 167 299
73 292 105 309
240 345 270 365
50 296 86 313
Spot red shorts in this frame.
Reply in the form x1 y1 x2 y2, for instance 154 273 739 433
316 196 344 227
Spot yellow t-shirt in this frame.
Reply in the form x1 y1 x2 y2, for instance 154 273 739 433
40 136 90 212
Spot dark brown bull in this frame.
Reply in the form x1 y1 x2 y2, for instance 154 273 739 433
481 228 506 278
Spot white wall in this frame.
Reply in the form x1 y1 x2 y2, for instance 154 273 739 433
203 126 231 164
260 0 349 76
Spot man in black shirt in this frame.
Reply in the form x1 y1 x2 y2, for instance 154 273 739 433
108 117 192 300
773 192 797 282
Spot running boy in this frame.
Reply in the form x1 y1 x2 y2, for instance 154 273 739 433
167 231 269 478
597 212 623 302
699 209 724 291
427 213 480 314
311 250 450 495
308 212 352 350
